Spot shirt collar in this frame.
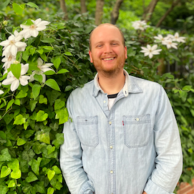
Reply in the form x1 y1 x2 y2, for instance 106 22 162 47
93 69 143 97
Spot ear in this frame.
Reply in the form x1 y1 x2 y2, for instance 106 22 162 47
124 46 127 59
89 50 93 63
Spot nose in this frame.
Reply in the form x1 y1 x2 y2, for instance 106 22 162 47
103 44 112 54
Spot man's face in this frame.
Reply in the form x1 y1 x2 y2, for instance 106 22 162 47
89 25 127 76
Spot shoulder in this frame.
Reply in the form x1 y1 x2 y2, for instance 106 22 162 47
68 80 94 101
129 75 161 92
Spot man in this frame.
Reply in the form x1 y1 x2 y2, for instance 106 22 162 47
60 23 182 194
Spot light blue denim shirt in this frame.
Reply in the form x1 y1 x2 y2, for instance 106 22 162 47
60 70 182 194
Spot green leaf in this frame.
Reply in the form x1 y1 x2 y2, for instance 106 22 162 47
31 157 42 175
11 169 21 179
3 114 14 125
42 46 53 52
22 50 30 61
14 99 20 105
52 133 64 149
22 19 34 26
30 100 37 111
16 90 27 98
55 108 68 125
10 63 21 79
45 79 61 91
36 131 50 144
182 85 192 91
1 166 11 178
54 99 65 111
6 99 14 111
36 110 48 122
13 3 25 15
39 95 47 104
0 148 11 162
47 169 55 181
14 114 26 125
47 145 55 155
53 57 61 70
52 166 61 175
26 172 38 183
41 38 55 43
32 84 41 99
34 74 43 83
26 2 39 9
65 85 73 92
8 180 16 188
57 69 69 74
64 52 73 56
8 159 19 170
191 109 194 117
47 187 55 194
44 70 55 75
17 138 26 146
0 185 8 194
0 0 10 10
46 90 61 105
34 181 46 193
0 131 6 140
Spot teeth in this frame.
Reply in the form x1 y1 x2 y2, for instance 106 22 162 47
103 58 114 61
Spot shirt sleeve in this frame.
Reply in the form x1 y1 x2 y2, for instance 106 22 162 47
60 94 95 194
144 86 183 194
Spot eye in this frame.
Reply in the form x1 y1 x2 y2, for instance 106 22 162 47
96 44 102 48
111 42 118 46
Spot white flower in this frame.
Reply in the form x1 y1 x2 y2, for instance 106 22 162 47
29 58 54 83
1 53 16 70
162 39 178 49
2 64 30 91
20 18 50 39
132 20 149 30
171 32 186 43
140 45 162 58
0 31 26 57
0 83 4 95
154 35 169 44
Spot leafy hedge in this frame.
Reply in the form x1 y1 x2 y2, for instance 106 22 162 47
0 2 194 194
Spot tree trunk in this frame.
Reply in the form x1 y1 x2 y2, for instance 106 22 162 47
60 0 68 20
80 0 87 14
95 0 104 26
156 0 181 27
110 0 124 24
142 0 160 22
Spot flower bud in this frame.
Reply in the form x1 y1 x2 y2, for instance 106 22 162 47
13 60 20 64
3 20 8 26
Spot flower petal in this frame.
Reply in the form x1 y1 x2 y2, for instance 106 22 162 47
20 76 30 86
10 45 17 56
2 77 16 85
15 42 27 48
0 90 4 95
0 40 9 47
37 58 43 66
21 64 29 75
11 79 19 91
36 26 46 31
31 30 39 37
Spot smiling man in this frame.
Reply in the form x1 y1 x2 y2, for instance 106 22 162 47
60 24 182 194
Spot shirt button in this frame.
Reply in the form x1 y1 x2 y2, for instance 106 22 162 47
110 146 113 149
136 118 139 121
110 170 113 174
109 121 112 125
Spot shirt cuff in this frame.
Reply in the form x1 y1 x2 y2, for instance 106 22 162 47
79 180 95 194
144 179 174 194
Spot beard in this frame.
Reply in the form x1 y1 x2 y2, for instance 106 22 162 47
92 53 126 78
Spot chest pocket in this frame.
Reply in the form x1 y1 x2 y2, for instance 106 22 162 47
76 116 99 147
123 114 151 148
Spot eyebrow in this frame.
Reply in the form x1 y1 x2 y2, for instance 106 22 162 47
95 40 120 45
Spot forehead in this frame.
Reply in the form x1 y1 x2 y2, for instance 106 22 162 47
91 25 123 44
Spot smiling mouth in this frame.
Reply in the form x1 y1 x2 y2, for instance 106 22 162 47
102 57 116 61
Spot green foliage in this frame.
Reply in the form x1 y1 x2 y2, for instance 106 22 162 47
0 1 194 194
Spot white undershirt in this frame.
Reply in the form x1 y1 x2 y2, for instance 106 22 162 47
108 98 116 110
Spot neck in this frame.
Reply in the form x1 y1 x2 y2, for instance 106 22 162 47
98 69 125 95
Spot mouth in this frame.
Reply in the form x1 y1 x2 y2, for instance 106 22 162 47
102 57 116 61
